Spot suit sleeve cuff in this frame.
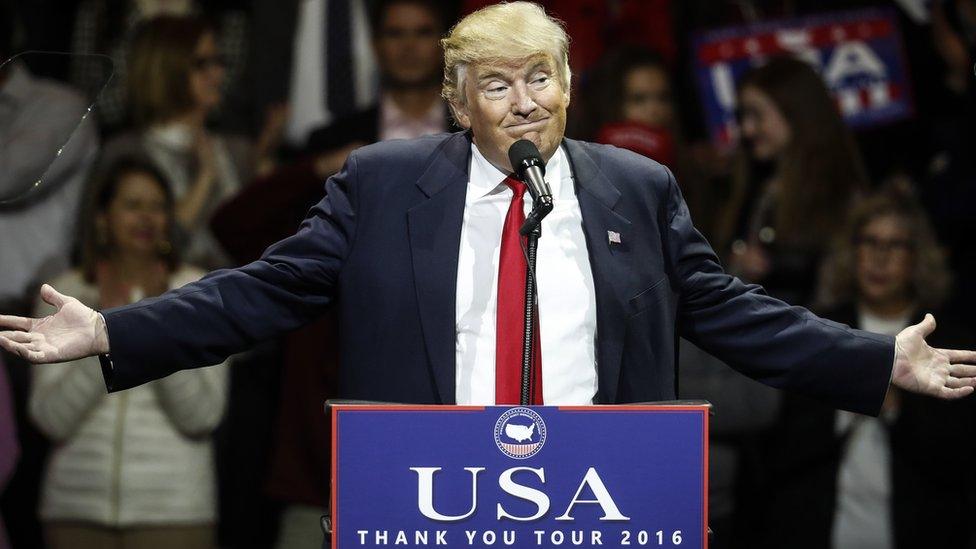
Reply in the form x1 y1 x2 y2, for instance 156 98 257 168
98 352 115 392
864 338 897 417
875 341 898 419
97 312 118 392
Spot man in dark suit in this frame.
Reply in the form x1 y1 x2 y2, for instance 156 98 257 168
305 0 457 154
2 2 975 414
212 0 459 263
242 0 460 148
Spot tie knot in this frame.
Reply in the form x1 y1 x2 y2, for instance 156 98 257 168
503 176 527 198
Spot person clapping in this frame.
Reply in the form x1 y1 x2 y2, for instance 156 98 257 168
28 157 227 549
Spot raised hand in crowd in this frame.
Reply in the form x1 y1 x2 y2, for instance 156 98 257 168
174 130 218 231
728 239 772 282
253 102 291 177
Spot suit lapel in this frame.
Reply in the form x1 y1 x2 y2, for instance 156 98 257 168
563 139 632 404
407 132 472 404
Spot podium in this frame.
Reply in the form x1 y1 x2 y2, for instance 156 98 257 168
327 402 710 548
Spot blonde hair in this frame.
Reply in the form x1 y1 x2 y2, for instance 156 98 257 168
816 184 952 311
128 15 212 127
440 1 571 107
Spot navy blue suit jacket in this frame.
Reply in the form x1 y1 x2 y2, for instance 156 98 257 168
101 131 894 415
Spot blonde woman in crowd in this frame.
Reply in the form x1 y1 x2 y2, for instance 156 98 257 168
757 187 976 548
99 15 252 270
70 0 249 133
30 157 227 549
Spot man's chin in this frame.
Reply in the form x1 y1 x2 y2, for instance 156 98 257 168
521 133 560 161
509 130 552 151
517 131 542 145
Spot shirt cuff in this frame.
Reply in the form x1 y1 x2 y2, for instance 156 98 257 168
885 340 897 389
97 312 115 392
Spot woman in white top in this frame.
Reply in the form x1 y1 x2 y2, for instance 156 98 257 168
30 157 228 549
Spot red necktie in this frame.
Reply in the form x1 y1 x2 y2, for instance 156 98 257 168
495 177 543 405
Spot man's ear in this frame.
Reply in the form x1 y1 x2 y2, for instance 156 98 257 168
450 101 471 129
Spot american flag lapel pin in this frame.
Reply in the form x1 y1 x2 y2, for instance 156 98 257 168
607 230 621 245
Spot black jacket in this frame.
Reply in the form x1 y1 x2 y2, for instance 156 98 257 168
755 304 976 549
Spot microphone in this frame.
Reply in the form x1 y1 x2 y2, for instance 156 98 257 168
508 139 552 202
507 140 553 235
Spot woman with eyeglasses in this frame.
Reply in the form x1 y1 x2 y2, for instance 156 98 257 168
29 156 228 549
98 15 252 270
754 187 976 549
70 0 249 134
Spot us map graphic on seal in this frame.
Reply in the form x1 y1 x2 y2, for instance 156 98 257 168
494 407 547 459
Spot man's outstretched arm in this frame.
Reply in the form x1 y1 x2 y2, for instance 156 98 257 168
0 152 362 391
661 167 976 414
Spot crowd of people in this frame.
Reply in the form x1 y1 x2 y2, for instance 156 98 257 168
1 0 975 548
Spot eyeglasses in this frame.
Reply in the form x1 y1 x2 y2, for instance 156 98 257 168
855 235 913 255
192 54 226 71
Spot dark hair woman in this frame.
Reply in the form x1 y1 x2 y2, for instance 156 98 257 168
78 157 180 284
715 56 870 306
29 156 228 549
579 48 678 167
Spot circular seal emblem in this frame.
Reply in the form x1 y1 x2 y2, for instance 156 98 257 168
494 407 547 459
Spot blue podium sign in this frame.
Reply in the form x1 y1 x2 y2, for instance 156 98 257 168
331 404 709 548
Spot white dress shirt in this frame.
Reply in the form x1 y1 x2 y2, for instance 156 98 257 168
831 307 909 549
455 143 598 405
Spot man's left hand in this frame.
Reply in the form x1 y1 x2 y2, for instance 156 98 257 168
892 314 976 399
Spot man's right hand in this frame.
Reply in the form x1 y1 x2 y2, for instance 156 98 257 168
0 284 109 363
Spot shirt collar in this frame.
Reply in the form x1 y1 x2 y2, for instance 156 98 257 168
468 140 567 201
380 93 444 128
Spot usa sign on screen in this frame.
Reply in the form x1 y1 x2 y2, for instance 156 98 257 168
331 404 709 548
693 7 914 149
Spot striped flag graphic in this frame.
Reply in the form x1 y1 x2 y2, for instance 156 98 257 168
500 442 540 457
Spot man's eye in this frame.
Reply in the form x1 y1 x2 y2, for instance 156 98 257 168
484 85 508 100
529 76 551 89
